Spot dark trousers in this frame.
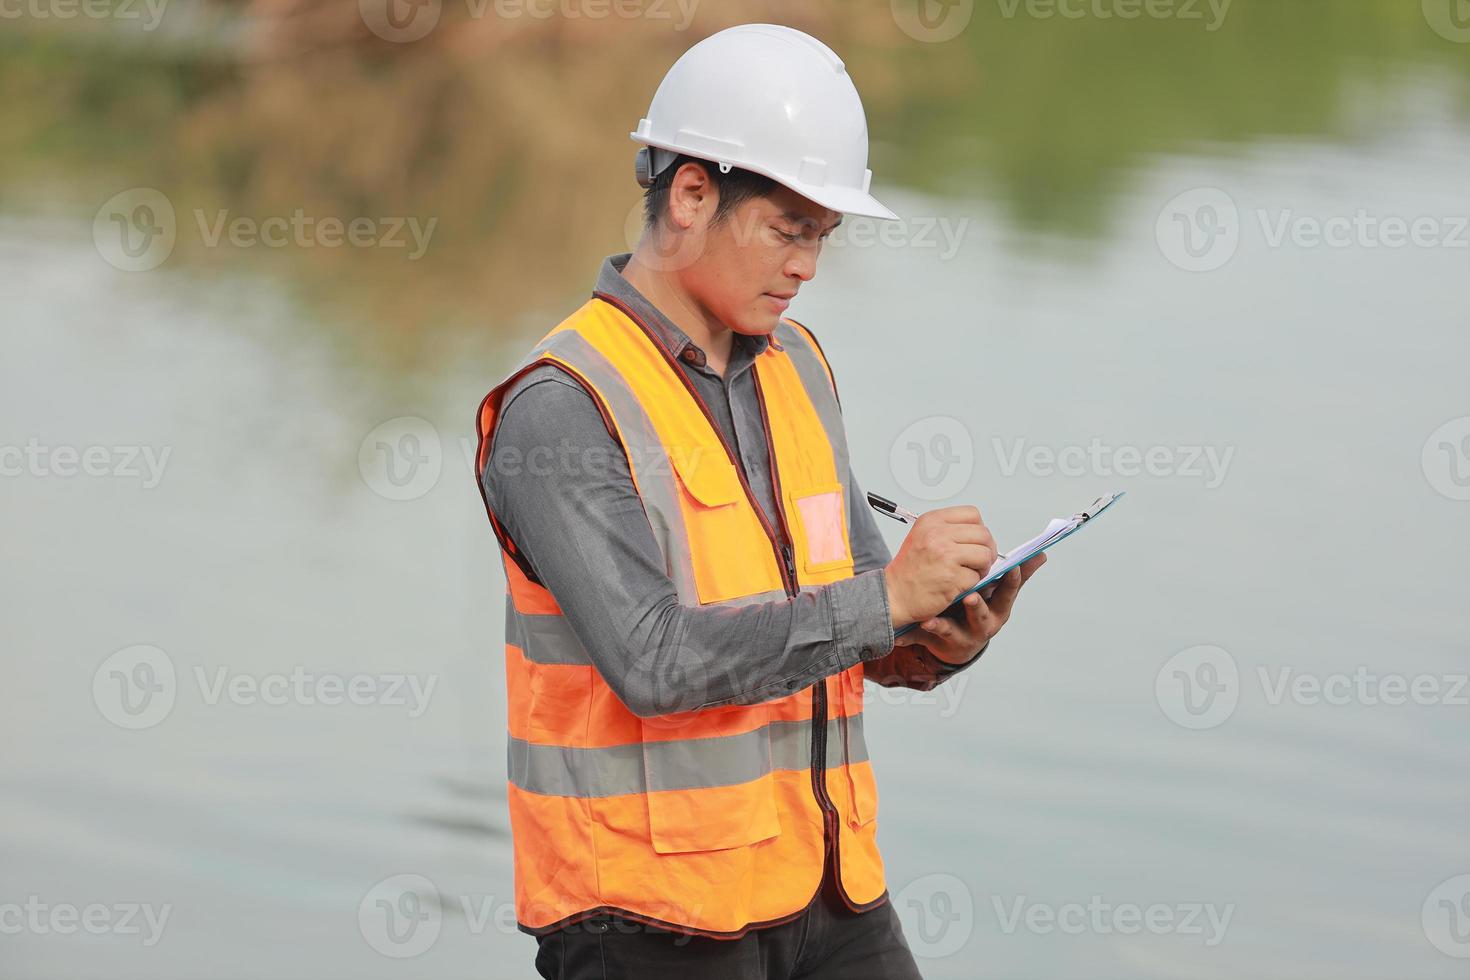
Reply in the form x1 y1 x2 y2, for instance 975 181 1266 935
531 854 924 980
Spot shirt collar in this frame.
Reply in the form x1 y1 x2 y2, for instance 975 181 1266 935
595 253 772 370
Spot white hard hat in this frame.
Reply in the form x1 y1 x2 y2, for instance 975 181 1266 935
631 23 899 221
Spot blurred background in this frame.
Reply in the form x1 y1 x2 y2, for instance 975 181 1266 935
3 1 1468 977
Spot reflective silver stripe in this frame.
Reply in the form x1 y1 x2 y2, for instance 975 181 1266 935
839 709 870 771
508 714 865 798
506 589 793 667
509 330 702 602
774 322 852 501
506 594 592 666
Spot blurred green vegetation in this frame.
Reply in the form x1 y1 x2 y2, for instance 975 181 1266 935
1 0 1466 348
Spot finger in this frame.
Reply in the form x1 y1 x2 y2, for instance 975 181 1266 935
953 542 998 573
944 523 996 548
927 505 983 526
987 567 1026 620
961 591 991 631
1018 552 1047 584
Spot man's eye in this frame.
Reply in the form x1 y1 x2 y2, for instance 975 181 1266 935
777 229 801 243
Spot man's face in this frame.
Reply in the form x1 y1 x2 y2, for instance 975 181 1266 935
680 183 842 336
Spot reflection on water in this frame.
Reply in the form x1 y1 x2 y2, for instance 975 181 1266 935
3 4 1469 978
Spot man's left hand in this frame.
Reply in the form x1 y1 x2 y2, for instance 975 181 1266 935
907 553 1047 665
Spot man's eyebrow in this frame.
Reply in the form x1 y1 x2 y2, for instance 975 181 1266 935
779 210 842 234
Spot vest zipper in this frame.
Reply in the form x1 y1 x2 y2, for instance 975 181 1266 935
750 369 842 863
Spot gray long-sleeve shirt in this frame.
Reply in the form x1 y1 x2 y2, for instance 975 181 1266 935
479 253 983 718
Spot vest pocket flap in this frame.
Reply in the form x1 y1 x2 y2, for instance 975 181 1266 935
668 445 743 508
641 719 781 854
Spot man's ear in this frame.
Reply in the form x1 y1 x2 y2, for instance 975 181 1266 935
667 162 716 231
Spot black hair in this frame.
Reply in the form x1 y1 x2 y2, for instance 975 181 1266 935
641 154 779 230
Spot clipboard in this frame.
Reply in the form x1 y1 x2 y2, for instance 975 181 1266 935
894 490 1126 639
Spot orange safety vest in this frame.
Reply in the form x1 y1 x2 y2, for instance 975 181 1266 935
473 291 885 938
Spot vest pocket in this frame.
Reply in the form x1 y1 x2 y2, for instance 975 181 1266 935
640 715 782 854
787 482 853 575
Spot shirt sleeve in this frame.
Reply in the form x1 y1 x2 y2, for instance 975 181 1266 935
481 369 896 718
847 466 989 691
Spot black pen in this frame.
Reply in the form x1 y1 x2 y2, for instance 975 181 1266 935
866 491 920 526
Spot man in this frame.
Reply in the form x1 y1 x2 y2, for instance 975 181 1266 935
473 24 1045 980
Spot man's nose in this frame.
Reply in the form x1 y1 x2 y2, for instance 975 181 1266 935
784 249 817 282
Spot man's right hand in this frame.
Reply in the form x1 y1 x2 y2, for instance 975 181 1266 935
882 506 998 629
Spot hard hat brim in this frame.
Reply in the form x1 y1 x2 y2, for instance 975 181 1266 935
630 135 900 222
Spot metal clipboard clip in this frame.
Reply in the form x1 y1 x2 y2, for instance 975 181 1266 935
1076 490 1126 523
